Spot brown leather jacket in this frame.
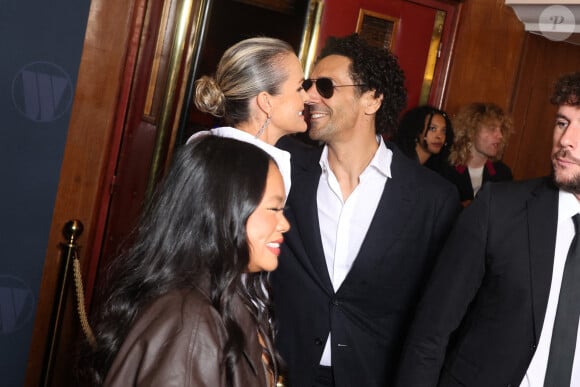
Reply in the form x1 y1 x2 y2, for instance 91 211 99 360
104 288 270 386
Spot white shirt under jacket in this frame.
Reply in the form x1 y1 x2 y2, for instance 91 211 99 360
317 135 392 366
520 190 580 387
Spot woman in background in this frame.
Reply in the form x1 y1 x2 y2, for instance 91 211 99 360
78 136 290 386
192 36 310 196
393 104 454 174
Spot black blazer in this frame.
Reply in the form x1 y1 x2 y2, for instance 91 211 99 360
272 138 460 387
395 177 558 387
441 160 513 202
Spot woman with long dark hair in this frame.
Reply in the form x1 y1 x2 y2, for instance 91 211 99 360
78 135 290 386
393 104 454 173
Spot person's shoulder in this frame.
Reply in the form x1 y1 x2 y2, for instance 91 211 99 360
276 135 322 166
276 134 318 152
388 142 456 192
465 177 554 222
424 151 448 173
185 129 213 144
133 288 217 333
488 176 550 192
104 288 223 386
482 176 554 205
491 160 513 179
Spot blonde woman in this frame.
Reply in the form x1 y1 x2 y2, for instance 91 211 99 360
191 36 310 196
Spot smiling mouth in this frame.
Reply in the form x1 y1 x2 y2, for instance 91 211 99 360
309 111 329 120
306 104 329 120
266 241 282 256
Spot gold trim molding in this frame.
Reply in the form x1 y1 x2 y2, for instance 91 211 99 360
298 0 324 77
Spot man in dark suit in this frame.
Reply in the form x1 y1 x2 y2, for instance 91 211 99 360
395 71 580 387
271 34 460 387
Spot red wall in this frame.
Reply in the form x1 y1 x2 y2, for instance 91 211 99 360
316 0 454 110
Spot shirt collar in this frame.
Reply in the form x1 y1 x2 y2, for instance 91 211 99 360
319 135 392 178
558 189 580 220
187 126 292 197
209 127 290 164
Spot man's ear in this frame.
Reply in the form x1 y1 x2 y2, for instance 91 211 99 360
256 91 272 116
364 90 383 115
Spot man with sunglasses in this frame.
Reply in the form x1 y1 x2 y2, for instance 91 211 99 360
271 34 460 387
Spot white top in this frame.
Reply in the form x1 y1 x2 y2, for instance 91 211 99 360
468 165 484 196
520 190 580 387
317 135 392 366
187 127 292 197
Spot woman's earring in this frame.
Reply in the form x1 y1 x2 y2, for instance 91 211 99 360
255 115 271 139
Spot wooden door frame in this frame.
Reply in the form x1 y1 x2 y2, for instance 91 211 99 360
24 0 147 384
407 0 463 108
24 0 211 384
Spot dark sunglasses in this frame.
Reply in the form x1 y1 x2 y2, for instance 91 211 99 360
302 77 366 99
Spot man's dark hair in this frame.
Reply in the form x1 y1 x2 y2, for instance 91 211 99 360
551 72 580 106
317 33 407 136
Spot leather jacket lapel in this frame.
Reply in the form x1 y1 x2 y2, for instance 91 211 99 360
232 293 261 378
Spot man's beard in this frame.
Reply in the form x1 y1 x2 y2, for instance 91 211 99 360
552 149 580 194
308 122 334 143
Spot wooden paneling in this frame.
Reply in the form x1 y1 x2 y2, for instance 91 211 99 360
94 0 169 288
505 33 580 180
443 0 526 114
25 0 145 384
443 0 580 181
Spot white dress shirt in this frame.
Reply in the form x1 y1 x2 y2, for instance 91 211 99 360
317 136 392 366
520 190 580 387
187 127 292 197
468 165 484 196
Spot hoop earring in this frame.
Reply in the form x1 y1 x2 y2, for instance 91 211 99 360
255 116 270 139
